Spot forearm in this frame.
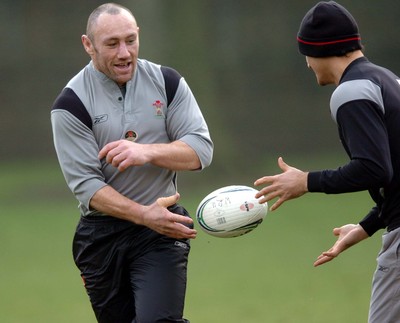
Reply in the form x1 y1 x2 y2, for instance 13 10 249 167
307 157 391 194
99 139 201 172
89 185 145 224
89 185 197 239
146 140 201 171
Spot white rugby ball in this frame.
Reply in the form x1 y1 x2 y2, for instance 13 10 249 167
196 185 268 238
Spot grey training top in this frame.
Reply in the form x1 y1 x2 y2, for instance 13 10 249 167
51 59 213 216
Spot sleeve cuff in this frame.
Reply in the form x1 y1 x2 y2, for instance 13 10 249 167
307 171 323 192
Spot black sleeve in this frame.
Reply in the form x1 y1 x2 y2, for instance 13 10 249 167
359 206 386 236
161 66 181 107
308 99 393 194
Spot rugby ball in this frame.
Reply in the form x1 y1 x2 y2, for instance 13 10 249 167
196 185 268 238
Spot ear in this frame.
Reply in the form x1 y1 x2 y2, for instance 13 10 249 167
81 35 94 56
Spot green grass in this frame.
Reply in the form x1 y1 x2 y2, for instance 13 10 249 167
0 160 381 322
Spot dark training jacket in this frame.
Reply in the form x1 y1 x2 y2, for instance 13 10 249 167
308 57 400 236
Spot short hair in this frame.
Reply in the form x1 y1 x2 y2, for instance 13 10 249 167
86 3 135 41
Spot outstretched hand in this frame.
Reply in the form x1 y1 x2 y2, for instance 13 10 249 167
314 224 369 267
254 157 308 211
140 193 197 240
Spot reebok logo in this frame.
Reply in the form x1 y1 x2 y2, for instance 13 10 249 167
93 114 108 125
378 265 389 272
174 241 188 249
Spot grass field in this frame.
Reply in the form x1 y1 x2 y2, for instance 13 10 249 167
0 160 381 322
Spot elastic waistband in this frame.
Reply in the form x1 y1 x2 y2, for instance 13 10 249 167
80 215 129 225
387 222 400 232
80 204 186 224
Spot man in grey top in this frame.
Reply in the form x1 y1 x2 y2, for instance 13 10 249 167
51 3 213 322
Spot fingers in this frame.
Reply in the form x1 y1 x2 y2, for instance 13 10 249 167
111 153 128 172
253 157 295 211
254 157 286 187
270 198 284 211
313 248 338 267
161 212 196 239
255 183 288 211
255 185 277 199
99 140 134 171
99 141 126 170
314 254 335 267
143 193 197 239
313 225 355 268
332 227 341 236
162 222 197 240
157 193 180 208
170 212 194 226
254 175 274 187
99 140 149 171
255 192 281 211
277 157 289 171
156 193 194 225
254 157 285 187
98 141 120 160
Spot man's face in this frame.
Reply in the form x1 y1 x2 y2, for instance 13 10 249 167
306 56 334 86
82 10 139 86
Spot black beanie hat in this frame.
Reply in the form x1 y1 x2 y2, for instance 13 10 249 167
297 1 362 57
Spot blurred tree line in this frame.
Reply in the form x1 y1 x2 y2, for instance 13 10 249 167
1 0 400 185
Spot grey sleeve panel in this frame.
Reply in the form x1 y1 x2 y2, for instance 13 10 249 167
51 105 107 212
166 77 214 169
330 79 384 123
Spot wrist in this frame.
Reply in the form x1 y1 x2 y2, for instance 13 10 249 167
303 172 309 193
128 203 146 225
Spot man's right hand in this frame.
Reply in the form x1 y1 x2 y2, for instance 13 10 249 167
140 193 197 240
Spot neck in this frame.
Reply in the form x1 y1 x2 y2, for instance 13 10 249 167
333 50 364 85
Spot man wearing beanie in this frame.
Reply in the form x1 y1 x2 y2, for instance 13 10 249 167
254 1 400 322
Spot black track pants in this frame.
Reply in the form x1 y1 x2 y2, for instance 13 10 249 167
72 205 191 323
